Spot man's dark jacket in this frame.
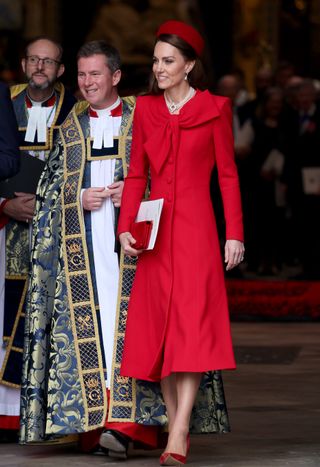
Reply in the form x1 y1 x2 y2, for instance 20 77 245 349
0 81 20 181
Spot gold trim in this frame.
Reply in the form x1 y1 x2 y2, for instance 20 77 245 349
123 95 135 107
120 106 134 178
74 100 90 116
18 126 56 151
107 100 136 422
5 275 28 280
52 82 65 126
0 379 20 389
0 279 28 387
86 137 124 161
28 434 79 445
108 249 135 422
60 109 107 432
10 83 27 99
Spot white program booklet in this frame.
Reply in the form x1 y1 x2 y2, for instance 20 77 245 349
302 167 320 195
135 198 164 249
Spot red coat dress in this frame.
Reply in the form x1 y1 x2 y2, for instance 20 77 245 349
118 90 244 382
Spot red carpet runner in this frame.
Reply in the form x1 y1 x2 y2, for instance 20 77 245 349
226 280 320 320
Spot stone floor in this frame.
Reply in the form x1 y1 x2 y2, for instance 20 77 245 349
1 322 320 466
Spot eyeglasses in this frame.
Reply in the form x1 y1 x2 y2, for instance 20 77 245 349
26 55 61 67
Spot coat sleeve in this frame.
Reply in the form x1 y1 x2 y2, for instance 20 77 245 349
0 82 20 181
213 97 244 241
117 98 149 234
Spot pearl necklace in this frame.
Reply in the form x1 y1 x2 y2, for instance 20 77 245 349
164 87 195 113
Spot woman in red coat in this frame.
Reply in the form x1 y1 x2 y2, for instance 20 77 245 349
118 20 245 465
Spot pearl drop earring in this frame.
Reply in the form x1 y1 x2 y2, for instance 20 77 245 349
184 72 188 81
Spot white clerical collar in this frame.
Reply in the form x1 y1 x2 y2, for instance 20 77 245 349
25 93 56 143
90 97 121 116
90 97 121 149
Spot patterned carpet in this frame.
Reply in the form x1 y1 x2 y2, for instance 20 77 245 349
226 279 320 321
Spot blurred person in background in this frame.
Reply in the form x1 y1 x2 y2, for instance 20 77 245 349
0 81 20 182
236 87 287 275
0 80 20 440
281 79 320 279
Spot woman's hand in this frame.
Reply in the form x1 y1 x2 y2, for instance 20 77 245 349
224 239 245 271
119 232 143 257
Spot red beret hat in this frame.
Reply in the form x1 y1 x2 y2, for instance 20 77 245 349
156 20 204 57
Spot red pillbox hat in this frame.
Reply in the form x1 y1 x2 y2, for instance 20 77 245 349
156 20 204 57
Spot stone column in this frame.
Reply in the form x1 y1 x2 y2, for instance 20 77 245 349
309 0 320 77
233 0 280 94
23 0 62 40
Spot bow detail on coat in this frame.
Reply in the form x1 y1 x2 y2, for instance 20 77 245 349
143 90 221 174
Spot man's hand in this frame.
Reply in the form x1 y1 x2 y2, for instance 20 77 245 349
3 192 36 222
82 187 111 211
107 181 124 208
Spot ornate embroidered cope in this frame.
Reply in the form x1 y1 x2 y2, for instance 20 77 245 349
0 82 75 389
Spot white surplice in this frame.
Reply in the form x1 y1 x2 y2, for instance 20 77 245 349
0 228 20 417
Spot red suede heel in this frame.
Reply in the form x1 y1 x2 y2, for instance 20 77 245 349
159 434 190 465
